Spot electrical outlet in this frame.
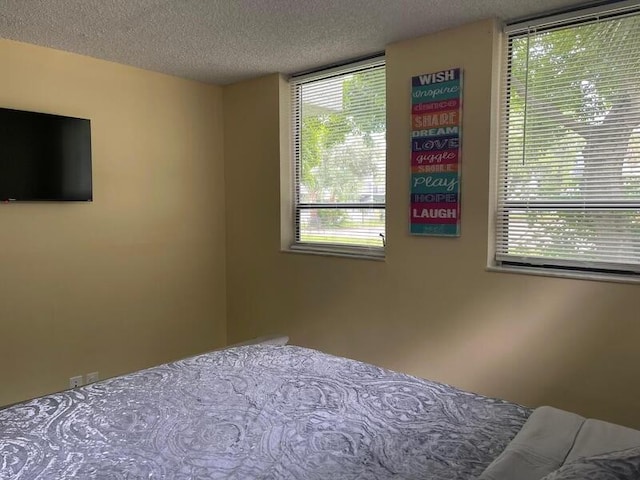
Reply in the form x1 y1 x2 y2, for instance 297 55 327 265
86 372 99 384
69 376 83 388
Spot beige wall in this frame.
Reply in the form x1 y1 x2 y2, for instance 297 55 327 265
224 19 640 428
0 39 227 406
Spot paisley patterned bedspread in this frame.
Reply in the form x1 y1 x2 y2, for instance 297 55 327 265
0 345 531 479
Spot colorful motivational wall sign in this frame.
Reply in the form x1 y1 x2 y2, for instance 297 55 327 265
410 68 463 236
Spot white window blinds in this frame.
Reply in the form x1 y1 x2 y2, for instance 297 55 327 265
290 58 386 256
496 3 640 276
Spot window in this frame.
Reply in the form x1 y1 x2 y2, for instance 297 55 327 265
495 3 640 279
290 57 386 257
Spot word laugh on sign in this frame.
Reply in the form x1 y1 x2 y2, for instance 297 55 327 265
410 68 463 236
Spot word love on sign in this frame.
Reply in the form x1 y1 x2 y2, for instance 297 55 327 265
410 68 463 236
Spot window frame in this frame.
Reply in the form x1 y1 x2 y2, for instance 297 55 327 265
490 1 640 283
288 56 387 259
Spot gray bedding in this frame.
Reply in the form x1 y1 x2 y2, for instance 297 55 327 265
0 345 530 479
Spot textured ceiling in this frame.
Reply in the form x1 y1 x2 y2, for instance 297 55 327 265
0 0 592 85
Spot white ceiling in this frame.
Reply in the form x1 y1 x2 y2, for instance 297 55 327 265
0 0 592 85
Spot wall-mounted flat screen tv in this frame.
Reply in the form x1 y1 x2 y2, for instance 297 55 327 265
0 107 92 202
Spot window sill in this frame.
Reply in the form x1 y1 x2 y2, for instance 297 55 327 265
283 243 385 261
487 264 640 285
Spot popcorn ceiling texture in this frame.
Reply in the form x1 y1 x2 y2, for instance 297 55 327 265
0 0 588 85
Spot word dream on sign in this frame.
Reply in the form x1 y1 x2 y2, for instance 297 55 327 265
410 68 462 236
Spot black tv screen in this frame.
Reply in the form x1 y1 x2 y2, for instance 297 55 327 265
0 107 92 201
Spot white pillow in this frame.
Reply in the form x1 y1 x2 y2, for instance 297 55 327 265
541 447 640 480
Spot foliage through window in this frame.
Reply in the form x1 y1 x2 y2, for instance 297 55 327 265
496 4 640 277
291 58 386 255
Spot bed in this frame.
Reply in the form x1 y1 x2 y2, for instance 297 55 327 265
1 343 638 479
